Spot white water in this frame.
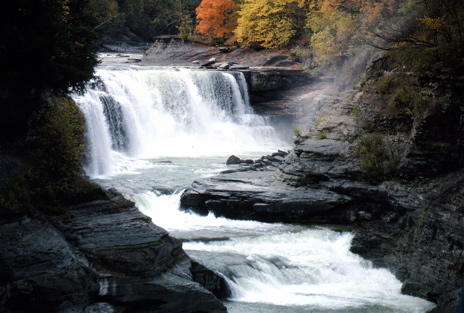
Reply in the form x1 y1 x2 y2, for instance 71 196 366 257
76 66 435 313
74 67 283 178
129 190 435 313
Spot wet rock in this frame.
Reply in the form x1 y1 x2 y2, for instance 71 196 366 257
229 65 249 70
246 68 309 92
0 187 227 313
190 260 230 299
0 218 99 312
226 155 241 165
51 188 227 313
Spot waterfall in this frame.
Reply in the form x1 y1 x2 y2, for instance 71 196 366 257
80 65 436 313
73 68 285 178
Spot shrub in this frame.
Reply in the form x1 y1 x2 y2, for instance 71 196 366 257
0 95 90 213
316 131 327 140
32 96 86 208
355 133 398 180
391 86 419 114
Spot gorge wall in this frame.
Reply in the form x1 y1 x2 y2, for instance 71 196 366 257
180 71 464 312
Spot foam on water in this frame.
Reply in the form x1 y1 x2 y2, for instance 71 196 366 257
130 190 434 313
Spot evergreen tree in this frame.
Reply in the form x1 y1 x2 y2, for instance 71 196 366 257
0 0 99 142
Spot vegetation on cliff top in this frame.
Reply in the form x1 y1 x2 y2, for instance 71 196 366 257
193 0 464 77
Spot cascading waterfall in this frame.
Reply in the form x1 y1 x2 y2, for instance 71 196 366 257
74 67 283 178
76 65 435 313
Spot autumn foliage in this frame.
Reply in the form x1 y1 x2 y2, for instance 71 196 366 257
196 0 237 38
192 0 464 77
236 0 306 49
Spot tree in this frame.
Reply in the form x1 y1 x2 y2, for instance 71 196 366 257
364 0 464 76
236 0 307 49
195 0 238 39
0 0 99 142
306 0 397 70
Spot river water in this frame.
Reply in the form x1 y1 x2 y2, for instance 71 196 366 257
73 63 435 313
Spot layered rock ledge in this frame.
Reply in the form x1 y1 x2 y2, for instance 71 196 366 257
141 39 310 95
0 187 227 313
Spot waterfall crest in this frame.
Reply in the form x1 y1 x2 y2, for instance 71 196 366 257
74 68 286 178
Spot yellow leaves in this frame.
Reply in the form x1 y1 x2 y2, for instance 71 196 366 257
61 0 71 23
418 16 448 31
236 0 302 48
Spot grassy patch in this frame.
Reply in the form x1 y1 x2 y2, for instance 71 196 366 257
316 131 327 140
354 133 399 180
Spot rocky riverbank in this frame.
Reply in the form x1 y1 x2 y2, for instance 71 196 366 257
180 72 464 312
0 186 227 313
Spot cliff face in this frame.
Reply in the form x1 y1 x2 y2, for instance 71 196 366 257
0 187 226 313
180 72 464 311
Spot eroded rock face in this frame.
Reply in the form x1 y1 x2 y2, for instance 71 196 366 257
0 188 227 313
0 218 99 312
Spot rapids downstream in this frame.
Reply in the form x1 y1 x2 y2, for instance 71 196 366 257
72 63 436 313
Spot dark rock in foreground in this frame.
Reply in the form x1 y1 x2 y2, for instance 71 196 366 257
0 187 226 313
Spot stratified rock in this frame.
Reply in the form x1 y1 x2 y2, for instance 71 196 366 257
0 218 99 312
0 187 227 313
51 188 227 313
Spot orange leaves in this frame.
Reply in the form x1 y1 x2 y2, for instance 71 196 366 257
195 0 238 38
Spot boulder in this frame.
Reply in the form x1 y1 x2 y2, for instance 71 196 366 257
201 58 217 67
226 155 241 165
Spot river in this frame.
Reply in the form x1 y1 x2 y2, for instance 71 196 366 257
72 62 435 313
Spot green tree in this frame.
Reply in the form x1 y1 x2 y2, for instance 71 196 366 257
85 0 124 36
0 0 99 142
114 0 201 40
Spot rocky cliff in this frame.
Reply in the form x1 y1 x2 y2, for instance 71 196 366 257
0 186 227 313
180 72 464 312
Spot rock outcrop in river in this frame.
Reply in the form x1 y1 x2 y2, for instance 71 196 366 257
180 73 464 312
